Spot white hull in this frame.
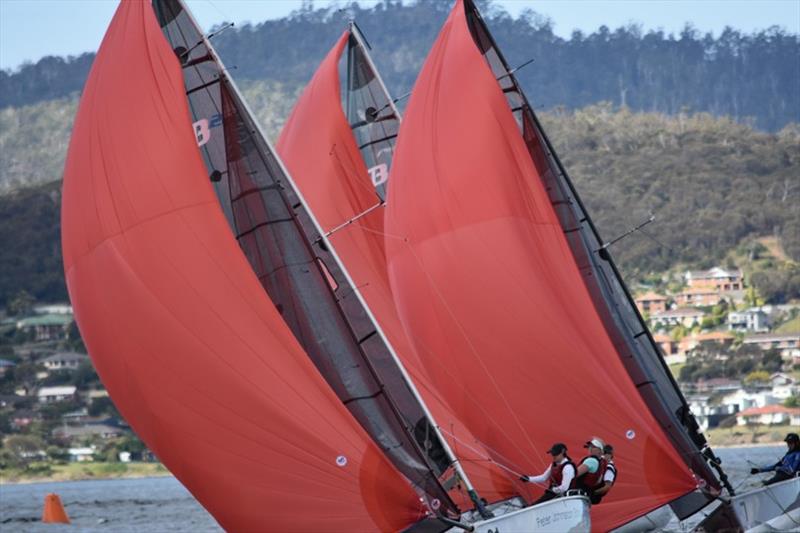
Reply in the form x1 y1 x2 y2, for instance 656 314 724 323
451 495 591 533
696 477 800 532
611 504 673 533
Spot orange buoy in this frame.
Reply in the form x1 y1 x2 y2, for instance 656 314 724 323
42 493 70 524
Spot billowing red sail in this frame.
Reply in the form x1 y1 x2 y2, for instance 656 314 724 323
277 31 516 507
385 0 699 529
60 1 424 531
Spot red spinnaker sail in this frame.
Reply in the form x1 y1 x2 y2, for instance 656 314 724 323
60 2 423 531
277 32 516 506
385 1 699 530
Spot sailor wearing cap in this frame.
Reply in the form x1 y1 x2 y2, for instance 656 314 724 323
591 444 617 503
572 436 609 504
750 432 800 486
519 442 576 505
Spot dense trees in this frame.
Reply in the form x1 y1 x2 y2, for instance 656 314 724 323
1 1 797 130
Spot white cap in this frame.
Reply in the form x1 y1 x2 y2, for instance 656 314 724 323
584 437 605 450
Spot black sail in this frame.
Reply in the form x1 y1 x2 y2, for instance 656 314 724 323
462 0 728 519
151 0 458 516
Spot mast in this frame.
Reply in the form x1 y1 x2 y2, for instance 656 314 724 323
344 21 493 518
460 0 731 508
154 0 490 518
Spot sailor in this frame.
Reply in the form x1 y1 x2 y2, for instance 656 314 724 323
572 436 608 504
519 442 576 505
750 432 800 485
591 444 617 504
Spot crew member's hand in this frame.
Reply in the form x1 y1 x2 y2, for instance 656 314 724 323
550 486 562 494
519 475 529 483
750 468 760 475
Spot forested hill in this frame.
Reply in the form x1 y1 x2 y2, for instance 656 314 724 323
1 0 798 130
1 95 798 306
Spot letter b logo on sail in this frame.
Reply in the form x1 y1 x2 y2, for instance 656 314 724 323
368 164 388 188
193 119 210 147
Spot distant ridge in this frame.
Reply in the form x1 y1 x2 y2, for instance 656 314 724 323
1 0 798 130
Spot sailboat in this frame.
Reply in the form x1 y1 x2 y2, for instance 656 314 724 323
382 0 741 531
61 0 588 531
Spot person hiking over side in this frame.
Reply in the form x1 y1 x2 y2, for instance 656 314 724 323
592 443 617 503
573 436 608 504
519 442 576 505
750 433 800 486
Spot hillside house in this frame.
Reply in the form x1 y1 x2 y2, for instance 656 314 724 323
678 331 735 357
770 373 799 400
674 287 722 307
688 395 739 430
68 447 96 462
54 423 124 441
650 308 705 329
635 292 668 314
728 308 770 333
37 385 77 403
719 389 779 413
736 405 800 426
42 352 89 371
16 314 73 341
685 267 743 292
33 304 73 315
743 333 800 360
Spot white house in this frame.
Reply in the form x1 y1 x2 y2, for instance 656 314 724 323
37 385 77 403
650 308 706 328
728 308 770 333
770 373 798 400
68 447 95 462
688 395 739 430
41 352 89 371
719 389 779 413
736 405 800 426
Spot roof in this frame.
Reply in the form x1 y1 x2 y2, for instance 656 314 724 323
652 308 705 318
743 333 800 343
55 424 124 438
635 291 667 301
686 267 743 280
693 331 735 342
37 386 77 396
652 333 673 343
16 314 73 327
737 405 800 417
41 352 88 363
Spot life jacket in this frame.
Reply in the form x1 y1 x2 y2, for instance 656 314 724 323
573 455 608 492
548 458 576 488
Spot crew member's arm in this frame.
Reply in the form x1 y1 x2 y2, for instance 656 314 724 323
522 465 552 484
575 457 598 477
594 467 615 496
551 463 575 494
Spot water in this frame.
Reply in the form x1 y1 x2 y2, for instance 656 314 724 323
0 445 787 531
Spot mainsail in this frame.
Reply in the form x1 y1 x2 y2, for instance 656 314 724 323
384 0 714 530
60 1 425 531
151 0 461 521
276 25 517 510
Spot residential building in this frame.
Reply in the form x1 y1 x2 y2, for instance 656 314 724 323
685 267 743 292
678 331 735 357
16 314 73 341
736 405 800 426
68 447 96 462
11 409 37 429
54 423 124 440
692 378 741 395
33 304 73 315
635 292 668 314
770 373 798 400
688 395 739 430
41 352 89 371
653 333 683 364
719 389 779 413
743 333 800 360
37 385 77 403
650 308 706 328
674 287 722 307
728 308 770 333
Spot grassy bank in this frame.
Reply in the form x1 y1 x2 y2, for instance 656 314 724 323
705 425 792 447
0 462 169 484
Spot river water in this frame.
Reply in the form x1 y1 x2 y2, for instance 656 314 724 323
0 445 788 532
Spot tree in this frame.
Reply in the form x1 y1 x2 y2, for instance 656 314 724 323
6 290 35 317
743 370 770 386
784 395 799 408
3 435 45 469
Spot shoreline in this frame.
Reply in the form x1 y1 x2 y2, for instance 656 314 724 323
0 462 171 486
711 442 785 449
